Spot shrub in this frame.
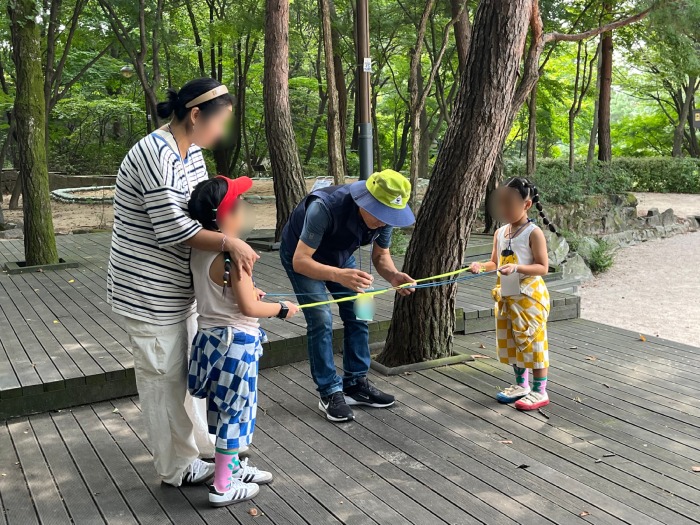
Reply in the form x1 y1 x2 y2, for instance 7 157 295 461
585 239 615 274
504 157 700 204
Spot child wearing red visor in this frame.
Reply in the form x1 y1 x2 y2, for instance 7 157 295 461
187 176 299 507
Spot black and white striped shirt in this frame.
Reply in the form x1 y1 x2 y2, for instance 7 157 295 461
107 130 208 325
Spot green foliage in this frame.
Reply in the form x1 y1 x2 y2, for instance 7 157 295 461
390 228 409 256
506 157 700 204
586 239 615 274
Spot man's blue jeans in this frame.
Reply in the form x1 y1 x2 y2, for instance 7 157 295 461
279 243 370 397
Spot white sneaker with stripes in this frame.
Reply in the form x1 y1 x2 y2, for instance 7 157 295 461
232 458 273 484
209 479 260 507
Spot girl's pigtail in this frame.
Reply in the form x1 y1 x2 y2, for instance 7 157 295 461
222 252 232 296
530 185 559 236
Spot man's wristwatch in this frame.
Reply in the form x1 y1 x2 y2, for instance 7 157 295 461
276 301 289 320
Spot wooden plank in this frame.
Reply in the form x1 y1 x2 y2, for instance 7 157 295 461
29 413 104 523
0 422 40 525
417 367 695 525
269 365 532 525
51 409 138 524
7 417 71 524
295 360 621 525
261 369 477 525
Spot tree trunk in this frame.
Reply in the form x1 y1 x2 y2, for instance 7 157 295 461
320 0 345 184
185 0 206 77
264 0 308 241
329 0 348 174
451 0 471 74
597 7 613 163
377 0 533 365
9 0 58 265
673 77 695 157
526 86 537 176
587 37 603 166
394 111 410 171
483 148 503 234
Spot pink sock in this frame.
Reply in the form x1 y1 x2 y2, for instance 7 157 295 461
213 449 240 493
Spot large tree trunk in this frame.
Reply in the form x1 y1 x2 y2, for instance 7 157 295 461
264 0 308 241
597 6 613 163
378 0 532 365
9 0 58 266
329 0 348 174
526 86 537 177
394 111 410 171
320 0 344 183
483 148 503 234
673 77 695 157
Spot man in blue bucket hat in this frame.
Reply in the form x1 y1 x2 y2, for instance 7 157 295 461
280 169 416 422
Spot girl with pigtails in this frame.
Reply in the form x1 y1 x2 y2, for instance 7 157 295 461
470 177 558 410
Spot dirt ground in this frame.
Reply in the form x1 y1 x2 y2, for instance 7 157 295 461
634 192 700 218
1 176 430 233
581 192 700 348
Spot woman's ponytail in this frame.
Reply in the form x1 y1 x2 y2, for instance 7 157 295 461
156 88 179 119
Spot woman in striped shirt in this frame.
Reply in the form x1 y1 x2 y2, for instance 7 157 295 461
108 78 258 487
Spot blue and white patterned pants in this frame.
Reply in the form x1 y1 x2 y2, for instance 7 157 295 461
188 327 262 450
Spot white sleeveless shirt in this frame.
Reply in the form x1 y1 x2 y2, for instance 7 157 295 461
496 221 537 267
190 248 260 336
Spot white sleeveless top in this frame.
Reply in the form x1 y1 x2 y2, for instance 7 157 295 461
190 248 260 336
496 221 537 267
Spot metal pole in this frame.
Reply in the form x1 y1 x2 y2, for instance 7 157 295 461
356 0 373 180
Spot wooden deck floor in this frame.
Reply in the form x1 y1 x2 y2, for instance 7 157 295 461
0 233 579 417
1 319 699 524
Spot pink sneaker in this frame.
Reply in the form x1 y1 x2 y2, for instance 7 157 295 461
514 391 549 411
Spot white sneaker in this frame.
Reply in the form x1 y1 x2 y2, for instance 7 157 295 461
232 457 273 484
514 390 550 411
209 478 260 507
496 385 531 404
182 458 216 485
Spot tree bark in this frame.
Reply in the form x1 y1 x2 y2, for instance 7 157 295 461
264 0 308 240
320 0 345 184
483 148 503 234
587 36 603 166
378 0 533 365
394 111 410 171
526 86 537 177
597 4 613 163
329 0 348 174
673 77 695 157
9 0 58 265
451 0 471 75
185 0 206 77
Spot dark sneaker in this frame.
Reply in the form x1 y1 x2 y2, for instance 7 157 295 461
344 377 395 408
319 391 355 422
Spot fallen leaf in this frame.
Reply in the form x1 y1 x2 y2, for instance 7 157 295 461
639 334 647 342
595 459 602 464
112 408 120 414
479 343 486 349
499 440 513 444
53 320 59 324
585 356 597 361
538 408 550 419
570 346 578 350
579 511 590 517
603 383 610 388
68 279 75 283
471 354 491 359
692 466 700 472
248 508 258 516
573 396 583 403
402 371 412 376
517 464 530 469
36 268 44 273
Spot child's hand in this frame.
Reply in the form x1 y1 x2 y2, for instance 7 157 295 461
498 263 518 276
283 301 300 319
469 262 482 274
255 288 266 301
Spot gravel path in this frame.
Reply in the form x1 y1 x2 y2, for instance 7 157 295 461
580 230 700 348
